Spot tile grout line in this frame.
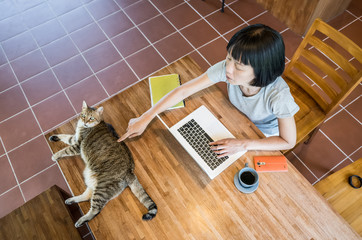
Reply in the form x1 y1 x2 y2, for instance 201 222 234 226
312 150 358 185
0 185 19 198
16 5 80 119
120 0 212 75
344 107 362 125
0 136 26 202
1 110 77 157
150 0 232 67
81 11 142 81
184 1 229 42
1 0 180 67
246 10 268 23
345 9 359 19
0 45 46 135
17 162 58 187
319 129 350 159
123 0 233 71
324 95 361 123
45 1 111 101
1 2 140 100
113 1 170 75
291 150 319 181
312 124 360 184
0 0 216 71
336 16 359 32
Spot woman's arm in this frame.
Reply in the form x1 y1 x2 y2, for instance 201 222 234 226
118 73 215 141
210 117 297 157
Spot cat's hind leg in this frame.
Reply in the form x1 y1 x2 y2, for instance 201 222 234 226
49 134 77 145
74 204 102 228
65 187 93 205
74 188 110 228
74 182 127 227
51 145 80 161
127 174 157 220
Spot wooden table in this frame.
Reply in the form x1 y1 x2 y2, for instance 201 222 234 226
315 158 362 236
46 56 359 239
0 185 82 240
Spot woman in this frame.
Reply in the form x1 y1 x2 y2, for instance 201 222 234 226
118 24 299 158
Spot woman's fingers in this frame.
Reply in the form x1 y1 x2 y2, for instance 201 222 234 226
117 118 139 142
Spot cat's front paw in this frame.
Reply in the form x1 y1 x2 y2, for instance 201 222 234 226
51 154 59 161
65 197 75 205
49 135 60 142
75 217 88 228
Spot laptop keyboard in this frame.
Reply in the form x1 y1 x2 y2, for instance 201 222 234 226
177 119 229 170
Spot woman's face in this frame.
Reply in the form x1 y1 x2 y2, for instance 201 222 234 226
225 53 255 86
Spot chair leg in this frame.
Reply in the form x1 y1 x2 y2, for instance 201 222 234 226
304 125 321 144
202 0 225 13
221 0 225 12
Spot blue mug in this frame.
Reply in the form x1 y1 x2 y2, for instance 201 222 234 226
234 163 259 193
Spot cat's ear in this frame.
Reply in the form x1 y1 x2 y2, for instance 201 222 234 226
97 106 104 115
82 101 87 110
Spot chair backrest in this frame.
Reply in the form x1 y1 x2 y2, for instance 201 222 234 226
284 18 362 115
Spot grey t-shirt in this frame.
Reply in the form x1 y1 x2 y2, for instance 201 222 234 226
207 60 299 136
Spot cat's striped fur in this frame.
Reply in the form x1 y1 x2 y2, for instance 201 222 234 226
50 101 157 228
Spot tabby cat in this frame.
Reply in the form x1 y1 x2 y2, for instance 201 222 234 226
49 101 157 227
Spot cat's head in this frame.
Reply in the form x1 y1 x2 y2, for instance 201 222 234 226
79 101 104 128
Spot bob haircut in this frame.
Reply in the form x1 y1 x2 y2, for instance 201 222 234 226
226 24 285 87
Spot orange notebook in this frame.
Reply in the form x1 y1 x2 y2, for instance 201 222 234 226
254 156 288 172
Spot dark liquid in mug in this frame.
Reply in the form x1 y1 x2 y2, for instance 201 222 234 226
240 171 255 185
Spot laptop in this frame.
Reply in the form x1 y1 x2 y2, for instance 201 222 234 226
164 105 246 179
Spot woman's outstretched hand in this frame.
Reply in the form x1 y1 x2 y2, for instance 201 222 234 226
117 116 151 142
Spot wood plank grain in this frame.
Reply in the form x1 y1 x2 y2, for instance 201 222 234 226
314 158 362 236
45 56 359 239
0 186 82 240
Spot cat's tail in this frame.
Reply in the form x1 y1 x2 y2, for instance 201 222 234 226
127 174 157 220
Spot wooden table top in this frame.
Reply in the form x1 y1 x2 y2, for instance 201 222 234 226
46 56 359 239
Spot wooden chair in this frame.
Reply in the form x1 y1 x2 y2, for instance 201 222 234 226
282 18 362 154
202 0 225 12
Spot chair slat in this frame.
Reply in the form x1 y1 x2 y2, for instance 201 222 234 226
308 36 358 79
301 49 347 90
294 60 338 100
316 20 362 63
326 72 362 113
284 70 329 112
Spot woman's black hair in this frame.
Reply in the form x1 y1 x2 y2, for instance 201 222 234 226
226 24 285 87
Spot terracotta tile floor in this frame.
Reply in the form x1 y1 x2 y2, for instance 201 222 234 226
0 0 361 230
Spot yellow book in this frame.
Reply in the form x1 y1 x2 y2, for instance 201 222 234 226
149 74 185 109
